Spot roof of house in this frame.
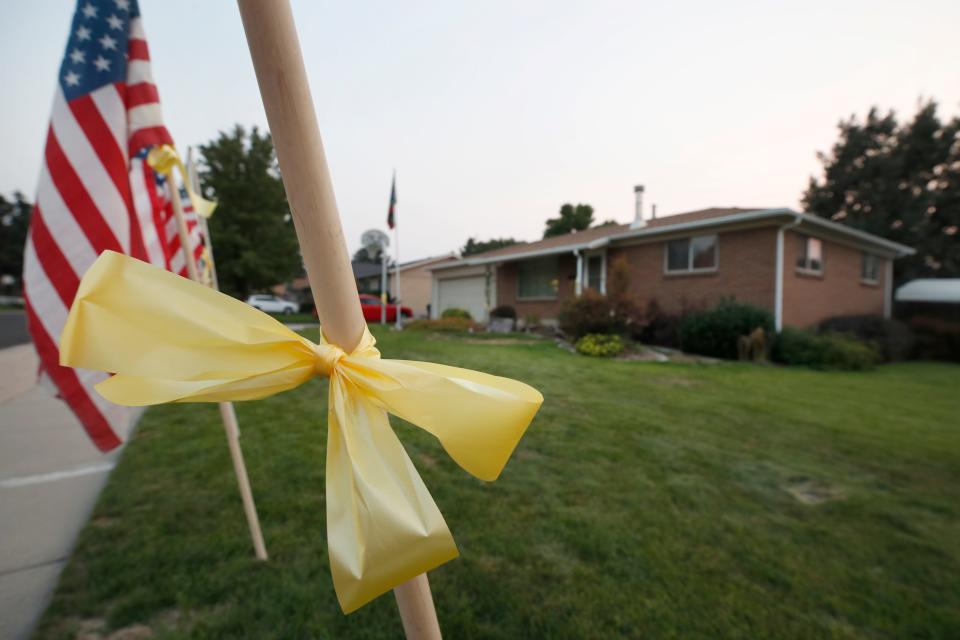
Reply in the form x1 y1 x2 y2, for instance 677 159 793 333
432 206 915 270
895 279 960 304
352 261 383 279
395 253 458 272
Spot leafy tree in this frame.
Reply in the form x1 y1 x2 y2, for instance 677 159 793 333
198 126 302 298
352 246 393 264
461 237 519 256
544 203 594 238
595 219 620 228
803 102 960 282
0 192 33 291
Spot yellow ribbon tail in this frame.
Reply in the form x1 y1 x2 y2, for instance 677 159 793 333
327 378 459 613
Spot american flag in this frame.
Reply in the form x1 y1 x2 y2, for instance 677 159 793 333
24 0 202 451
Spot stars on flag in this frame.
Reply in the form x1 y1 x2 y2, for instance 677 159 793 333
60 0 135 99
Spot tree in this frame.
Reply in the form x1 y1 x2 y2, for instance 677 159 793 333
803 102 960 282
198 126 302 298
461 237 519 256
544 203 594 238
0 192 33 291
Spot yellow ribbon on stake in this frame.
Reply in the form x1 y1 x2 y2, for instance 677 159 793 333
60 251 543 613
146 145 218 219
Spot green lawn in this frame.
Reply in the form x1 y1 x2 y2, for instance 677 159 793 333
36 329 960 639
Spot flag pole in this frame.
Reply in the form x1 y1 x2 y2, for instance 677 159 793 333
237 1 441 636
393 172 401 330
166 170 269 562
186 147 220 289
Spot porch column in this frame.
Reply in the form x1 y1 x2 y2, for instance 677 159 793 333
574 250 583 297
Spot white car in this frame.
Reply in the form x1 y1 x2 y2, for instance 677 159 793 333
246 294 299 314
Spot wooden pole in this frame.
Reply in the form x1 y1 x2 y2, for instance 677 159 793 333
167 176 269 561
236 1 442 635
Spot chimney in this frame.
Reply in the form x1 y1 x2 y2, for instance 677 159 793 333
652 204 657 219
631 184 645 228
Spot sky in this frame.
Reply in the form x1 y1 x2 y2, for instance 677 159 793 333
2 0 959 262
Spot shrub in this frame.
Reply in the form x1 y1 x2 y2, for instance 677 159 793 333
490 305 517 319
406 317 476 332
772 327 880 370
559 290 623 339
441 307 472 320
638 299 683 348
523 313 541 330
679 299 774 359
575 333 625 357
909 316 960 362
818 314 914 361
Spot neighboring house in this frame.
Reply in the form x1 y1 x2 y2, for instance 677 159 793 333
387 253 457 318
429 190 914 328
895 279 960 322
353 261 384 295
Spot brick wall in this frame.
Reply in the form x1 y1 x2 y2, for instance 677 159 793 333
606 227 779 315
781 230 886 327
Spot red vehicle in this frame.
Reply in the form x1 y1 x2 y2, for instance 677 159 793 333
359 294 412 323
313 294 413 323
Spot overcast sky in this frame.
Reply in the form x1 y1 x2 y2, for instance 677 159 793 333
2 0 959 261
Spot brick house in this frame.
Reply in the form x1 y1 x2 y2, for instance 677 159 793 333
429 194 914 330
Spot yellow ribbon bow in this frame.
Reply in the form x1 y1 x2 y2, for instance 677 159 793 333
146 145 218 219
59 251 543 613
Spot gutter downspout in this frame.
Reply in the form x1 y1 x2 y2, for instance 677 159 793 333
883 258 894 319
573 248 583 297
775 215 802 332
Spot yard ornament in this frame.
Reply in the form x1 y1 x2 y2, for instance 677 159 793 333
59 250 543 613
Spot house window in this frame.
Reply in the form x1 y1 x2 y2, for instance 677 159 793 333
861 253 880 283
586 255 604 292
797 236 823 273
518 256 559 299
665 235 718 273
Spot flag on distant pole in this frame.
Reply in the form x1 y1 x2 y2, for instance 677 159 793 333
23 0 186 451
386 172 396 230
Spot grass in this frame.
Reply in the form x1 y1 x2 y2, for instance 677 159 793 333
265 312 317 325
36 328 960 639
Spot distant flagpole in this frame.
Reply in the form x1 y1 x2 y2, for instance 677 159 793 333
388 172 401 329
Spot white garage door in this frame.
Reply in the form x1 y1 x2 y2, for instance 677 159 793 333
437 276 487 321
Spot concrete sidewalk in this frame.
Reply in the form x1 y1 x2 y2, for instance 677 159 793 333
0 345 135 640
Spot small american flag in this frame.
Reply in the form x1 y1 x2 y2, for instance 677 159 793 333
24 0 200 451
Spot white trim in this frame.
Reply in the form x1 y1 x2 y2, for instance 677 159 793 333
775 215 802 331
573 249 583 296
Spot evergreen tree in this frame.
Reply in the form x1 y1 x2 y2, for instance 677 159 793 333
461 237 519 256
544 203 595 238
803 102 960 282
198 126 302 297
0 192 33 291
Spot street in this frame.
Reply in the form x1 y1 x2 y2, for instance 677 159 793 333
0 312 29 349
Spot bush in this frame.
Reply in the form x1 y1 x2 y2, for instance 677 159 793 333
818 314 914 362
773 327 880 370
441 307 472 320
559 289 623 339
638 299 683 348
490 305 517 319
406 317 477 332
679 299 774 359
909 316 960 361
575 333 625 357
